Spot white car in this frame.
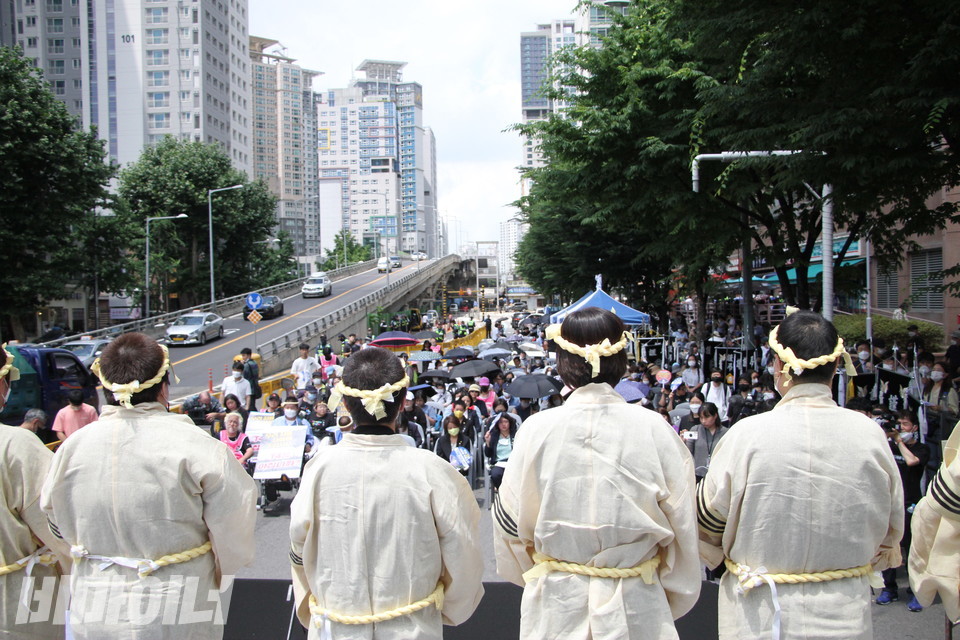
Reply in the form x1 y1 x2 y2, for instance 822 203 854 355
165 312 224 346
413 251 427 260
377 257 390 273
301 274 332 298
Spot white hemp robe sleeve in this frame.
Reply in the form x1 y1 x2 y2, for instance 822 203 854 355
0 428 71 640
697 384 903 640
289 433 483 639
493 382 700 640
40 403 257 640
909 418 960 620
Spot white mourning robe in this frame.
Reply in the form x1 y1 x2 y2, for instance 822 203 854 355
289 432 484 639
493 382 701 640
40 403 257 640
909 418 960 619
697 383 903 640
1 427 71 639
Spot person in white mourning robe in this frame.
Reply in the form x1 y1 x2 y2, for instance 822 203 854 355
0 345 71 639
41 333 257 640
494 307 701 640
289 346 483 639
697 309 903 640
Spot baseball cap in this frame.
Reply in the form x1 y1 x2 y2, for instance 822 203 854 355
478 377 490 386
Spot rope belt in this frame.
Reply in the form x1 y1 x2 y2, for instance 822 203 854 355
723 558 880 640
308 582 444 640
0 546 58 577
70 541 212 578
523 551 660 584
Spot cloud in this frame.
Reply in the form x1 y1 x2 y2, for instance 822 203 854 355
249 0 578 243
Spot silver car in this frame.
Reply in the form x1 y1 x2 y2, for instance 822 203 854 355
165 312 224 346
60 338 113 368
301 274 332 298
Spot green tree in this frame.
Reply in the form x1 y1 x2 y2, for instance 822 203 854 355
0 47 116 340
117 137 279 311
317 230 372 272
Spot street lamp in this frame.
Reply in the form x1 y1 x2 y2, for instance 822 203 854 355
145 214 188 319
208 184 244 309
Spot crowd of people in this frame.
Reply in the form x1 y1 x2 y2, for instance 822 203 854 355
5 303 960 640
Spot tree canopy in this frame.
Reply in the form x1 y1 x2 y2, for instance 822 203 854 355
0 47 117 340
117 137 286 311
317 230 371 272
515 0 960 326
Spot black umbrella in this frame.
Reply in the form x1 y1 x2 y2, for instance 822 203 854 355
408 383 437 398
443 347 474 359
492 340 518 352
418 369 450 380
519 314 545 326
504 373 563 399
449 359 501 379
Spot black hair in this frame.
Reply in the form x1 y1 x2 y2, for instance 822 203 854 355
554 307 627 389
700 401 719 419
845 397 873 413
100 333 169 405
299 343 310 351
897 409 919 426
232 361 244 371
240 347 252 356
341 347 405 425
774 311 840 385
223 393 242 410
67 389 84 406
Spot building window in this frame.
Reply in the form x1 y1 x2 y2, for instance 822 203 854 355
148 113 170 129
46 59 64 75
146 49 169 66
147 92 170 107
145 29 168 44
45 0 62 11
909 248 944 310
46 18 64 33
52 80 65 95
47 39 64 54
875 266 899 309
147 71 169 86
145 8 168 24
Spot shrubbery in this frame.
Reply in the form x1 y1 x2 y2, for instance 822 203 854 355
833 314 944 353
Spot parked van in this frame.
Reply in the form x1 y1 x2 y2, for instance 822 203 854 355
1 344 100 426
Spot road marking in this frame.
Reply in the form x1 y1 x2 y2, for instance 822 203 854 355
170 265 411 367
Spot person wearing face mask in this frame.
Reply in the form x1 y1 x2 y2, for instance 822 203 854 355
0 345 72 639
682 355 704 393
222 360 252 410
678 393 705 431
727 377 759 425
42 334 257 639
682 402 728 483
703 368 731 425
875 411 929 610
921 362 959 477
515 396 535 422
697 310 902 640
436 415 472 475
853 340 875 374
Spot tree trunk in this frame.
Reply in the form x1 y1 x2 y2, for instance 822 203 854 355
10 314 26 343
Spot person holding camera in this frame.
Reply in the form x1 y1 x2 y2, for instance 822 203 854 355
727 376 759 425
681 402 727 482
876 411 929 611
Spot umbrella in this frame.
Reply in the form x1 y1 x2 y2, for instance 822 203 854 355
369 331 419 347
477 339 496 351
443 347 474 359
418 369 450 380
614 380 645 403
413 330 437 340
408 383 437 398
504 373 563 399
479 348 513 360
518 342 543 353
407 351 442 362
520 347 546 358
449 359 501 379
519 314 544 326
505 334 524 342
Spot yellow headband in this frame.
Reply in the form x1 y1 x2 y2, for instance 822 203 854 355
545 324 630 379
327 374 410 420
768 308 856 387
0 345 20 383
91 344 177 409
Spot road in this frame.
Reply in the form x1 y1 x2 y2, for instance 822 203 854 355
166 260 425 401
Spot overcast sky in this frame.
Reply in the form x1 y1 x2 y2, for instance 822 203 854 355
249 0 578 248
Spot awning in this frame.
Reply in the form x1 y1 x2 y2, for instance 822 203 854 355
763 258 865 285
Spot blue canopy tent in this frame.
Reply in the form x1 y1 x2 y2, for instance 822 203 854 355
549 288 651 325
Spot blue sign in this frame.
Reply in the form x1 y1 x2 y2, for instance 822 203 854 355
246 292 263 310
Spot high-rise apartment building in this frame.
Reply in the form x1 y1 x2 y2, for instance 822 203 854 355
2 0 85 120
2 1 253 173
317 60 438 258
499 217 528 282
250 36 320 256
